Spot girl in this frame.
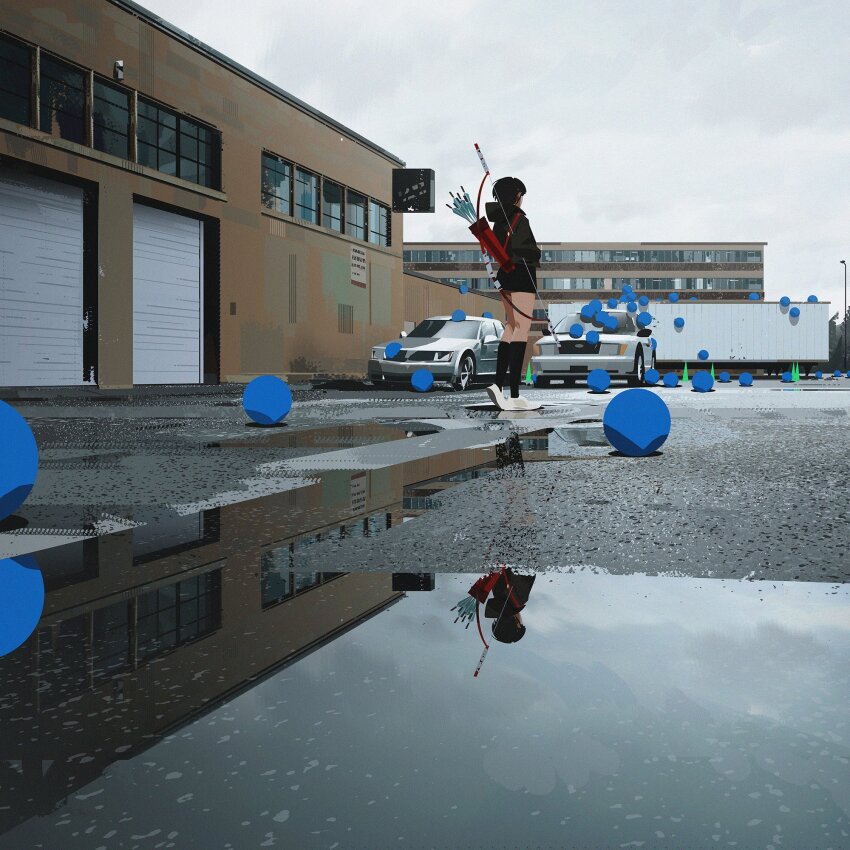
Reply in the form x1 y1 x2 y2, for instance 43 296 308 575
484 176 542 411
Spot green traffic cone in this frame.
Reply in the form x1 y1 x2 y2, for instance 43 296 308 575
525 361 533 385
710 363 715 379
792 362 798 382
682 362 689 382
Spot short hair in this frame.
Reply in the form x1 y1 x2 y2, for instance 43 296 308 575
491 616 526 644
492 176 526 210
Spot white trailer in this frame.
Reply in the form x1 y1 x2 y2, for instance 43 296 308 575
548 300 831 374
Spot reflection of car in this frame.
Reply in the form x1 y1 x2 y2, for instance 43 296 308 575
531 309 655 387
368 315 505 390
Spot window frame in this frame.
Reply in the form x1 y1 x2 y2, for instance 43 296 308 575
92 74 131 159
0 32 33 127
38 50 87 144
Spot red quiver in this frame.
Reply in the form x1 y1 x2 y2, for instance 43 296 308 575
469 218 516 274
467 568 505 604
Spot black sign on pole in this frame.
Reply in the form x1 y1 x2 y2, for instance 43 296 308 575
392 169 435 213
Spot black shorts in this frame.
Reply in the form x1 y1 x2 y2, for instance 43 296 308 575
497 264 537 294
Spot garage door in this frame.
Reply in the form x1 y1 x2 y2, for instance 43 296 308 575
133 203 203 384
0 170 85 386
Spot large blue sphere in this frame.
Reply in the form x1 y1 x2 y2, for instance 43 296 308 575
808 295 818 303
739 372 754 387
674 317 685 329
748 292 760 300
580 305 596 322
638 295 649 307
569 323 584 339
689 296 698 301
846 371 850 379
692 370 714 393
627 302 638 313
815 370 823 380
586 330 601 344
588 299 603 313
626 292 637 303
607 298 618 309
603 315 619 332
0 401 39 521
385 341 402 359
834 370 842 377
411 368 434 392
789 306 800 318
482 311 494 319
459 285 468 294
603 388 671 456
451 309 466 322
698 349 709 361
587 369 611 393
243 376 292 425
781 371 793 382
719 371 731 383
668 292 680 302
780 296 791 307
662 372 679 388
0 555 44 656
636 312 652 328
645 368 660 385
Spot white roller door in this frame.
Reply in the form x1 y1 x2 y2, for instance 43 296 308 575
133 203 203 384
0 170 85 386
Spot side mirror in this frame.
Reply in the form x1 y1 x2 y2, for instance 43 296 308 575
637 328 652 337
482 334 499 344
399 331 407 338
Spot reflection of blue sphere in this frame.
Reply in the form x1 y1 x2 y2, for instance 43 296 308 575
815 371 822 380
385 341 402 359
781 371 793 383
586 330 600 344
636 312 652 328
662 372 679 388
589 299 602 313
719 371 731 382
459 285 468 294
807 295 818 303
0 401 39 522
739 372 754 386
411 369 434 392
834 370 842 377
0 555 44 656
587 369 611 393
626 302 637 313
698 349 709 361
780 296 791 307
645 368 660 385
569 323 583 339
748 292 760 300
789 306 800 318
668 292 680 302
692 370 714 392
243 376 292 426
607 298 618 309
482 311 493 319
638 295 649 307
603 388 671 456
674 317 685 329
451 309 466 322
580 305 596 321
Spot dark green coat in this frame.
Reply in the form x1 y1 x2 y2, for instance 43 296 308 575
485 202 541 293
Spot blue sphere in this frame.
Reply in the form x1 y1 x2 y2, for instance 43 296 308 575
588 299 602 313
692 370 714 393
636 312 652 328
459 285 468 294
482 311 494 319
569 323 584 339
451 309 466 322
0 402 39 522
626 292 637 303
662 372 679 388
781 371 793 383
719 371 731 383
619 295 628 304
808 295 818 303
846 371 850 379
587 369 611 393
243 376 292 425
603 388 671 456
607 298 618 309
603 315 619 332
586 330 600 344
645 368 660 385
739 372 754 387
650 338 657 350
580 305 596 322
638 295 649 307
748 292 760 300
668 292 680 302
689 296 698 301
789 306 800 318
780 296 791 307
622 284 633 293
815 370 822 380
834 370 842 377
698 349 709 361
626 302 638 313
674 317 685 329
385 341 402 359
411 369 434 392
0 555 44 656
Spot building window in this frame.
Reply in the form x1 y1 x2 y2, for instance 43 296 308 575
261 152 291 214
39 54 86 144
295 167 319 223
369 199 389 247
322 179 344 233
179 117 216 188
338 303 354 334
138 97 177 176
0 34 32 126
346 190 367 240
92 601 131 681
92 77 130 159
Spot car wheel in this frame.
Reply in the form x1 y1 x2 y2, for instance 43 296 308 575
535 376 551 388
453 352 476 391
626 349 645 386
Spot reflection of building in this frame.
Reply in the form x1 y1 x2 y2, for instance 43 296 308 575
392 573 436 591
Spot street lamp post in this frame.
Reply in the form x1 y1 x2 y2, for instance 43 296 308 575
842 260 847 372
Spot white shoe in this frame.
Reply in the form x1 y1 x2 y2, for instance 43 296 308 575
510 395 542 411
486 384 509 410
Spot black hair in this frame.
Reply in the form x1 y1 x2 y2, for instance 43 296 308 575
491 616 526 644
492 176 526 210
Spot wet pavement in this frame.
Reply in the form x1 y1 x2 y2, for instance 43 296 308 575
0 379 848 848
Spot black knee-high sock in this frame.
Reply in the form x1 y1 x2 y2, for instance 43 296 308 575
508 341 527 398
495 341 510 389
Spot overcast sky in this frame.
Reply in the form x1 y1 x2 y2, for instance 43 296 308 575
142 0 850 310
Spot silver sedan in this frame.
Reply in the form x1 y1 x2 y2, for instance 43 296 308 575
369 315 505 390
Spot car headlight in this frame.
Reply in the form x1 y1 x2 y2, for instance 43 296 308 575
372 348 383 359
537 343 557 356
435 351 453 361
599 343 623 355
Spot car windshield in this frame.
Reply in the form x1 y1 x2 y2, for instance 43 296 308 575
408 319 480 340
554 312 631 334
